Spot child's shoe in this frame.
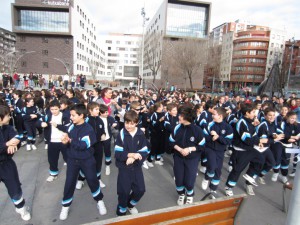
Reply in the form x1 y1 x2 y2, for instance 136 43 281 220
16 206 31 221
59 206 69 220
97 200 107 215
128 207 138 214
31 145 37 150
105 166 111 175
26 144 31 151
177 194 185 206
76 180 84 190
46 175 57 182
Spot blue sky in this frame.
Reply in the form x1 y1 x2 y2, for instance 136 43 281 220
1 0 299 39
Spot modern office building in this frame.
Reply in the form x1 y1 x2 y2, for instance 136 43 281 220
142 0 211 89
11 0 105 77
0 27 16 73
99 33 141 85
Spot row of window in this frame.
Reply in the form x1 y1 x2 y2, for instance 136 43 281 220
105 40 139 45
233 58 266 64
233 66 264 72
76 5 95 30
234 50 266 55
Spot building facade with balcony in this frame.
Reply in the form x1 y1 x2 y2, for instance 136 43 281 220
99 33 141 85
142 0 211 89
0 28 16 73
11 0 104 77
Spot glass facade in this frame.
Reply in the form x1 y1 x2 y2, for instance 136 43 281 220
16 10 69 33
166 3 208 38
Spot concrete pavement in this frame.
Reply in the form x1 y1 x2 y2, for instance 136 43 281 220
0 138 289 225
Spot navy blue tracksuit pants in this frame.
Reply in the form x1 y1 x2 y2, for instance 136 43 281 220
116 167 145 216
173 154 200 196
0 159 25 209
271 143 290 176
101 139 112 165
62 157 103 207
48 142 67 176
204 148 224 191
226 150 263 188
78 142 104 181
24 122 36 144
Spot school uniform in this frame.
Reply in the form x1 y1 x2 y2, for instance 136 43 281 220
38 112 69 176
148 112 165 162
276 121 300 176
61 122 103 207
169 124 205 197
225 117 262 189
0 125 25 209
12 98 24 139
84 116 105 180
164 112 179 154
99 116 117 165
114 128 149 216
203 121 233 191
21 106 39 145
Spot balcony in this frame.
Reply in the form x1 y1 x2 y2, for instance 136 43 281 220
234 37 269 42
232 54 267 59
231 70 265 76
233 46 268 51
232 62 267 67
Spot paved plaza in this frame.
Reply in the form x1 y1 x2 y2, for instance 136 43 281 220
0 138 289 225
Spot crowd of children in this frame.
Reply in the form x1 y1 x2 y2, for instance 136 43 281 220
0 86 299 222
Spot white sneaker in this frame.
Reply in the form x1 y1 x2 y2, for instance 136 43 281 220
210 190 218 199
46 175 57 182
177 195 185 206
31 145 37 150
99 179 106 188
16 206 31 221
105 166 111 175
45 144 48 150
76 180 84 190
246 185 255 196
142 161 149 169
128 207 138 214
97 200 107 215
289 169 296 177
26 144 31 151
199 166 206 174
59 206 69 220
186 196 193 204
201 179 209 190
154 160 164 166
282 176 288 184
225 188 233 196
146 161 154 168
21 141 26 146
228 165 233 172
258 177 266 185
242 174 258 187
271 173 279 182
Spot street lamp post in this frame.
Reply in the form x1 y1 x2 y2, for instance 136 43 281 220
141 7 149 89
286 37 295 95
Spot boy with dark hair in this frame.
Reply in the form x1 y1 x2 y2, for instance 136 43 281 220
115 110 149 216
38 100 69 182
201 107 233 197
98 104 118 176
12 90 25 146
59 104 106 220
76 102 106 189
224 103 268 196
0 105 31 221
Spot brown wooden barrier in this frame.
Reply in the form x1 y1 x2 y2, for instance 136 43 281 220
85 194 247 225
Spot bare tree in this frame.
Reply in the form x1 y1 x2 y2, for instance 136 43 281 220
206 41 222 92
170 39 207 89
144 32 162 83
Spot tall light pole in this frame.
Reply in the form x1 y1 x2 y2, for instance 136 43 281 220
286 37 295 95
141 7 149 89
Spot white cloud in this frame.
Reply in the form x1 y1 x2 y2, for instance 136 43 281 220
0 0 299 39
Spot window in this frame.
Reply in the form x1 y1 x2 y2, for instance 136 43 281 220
42 50 48 55
108 47 111 50
21 61 26 67
116 41 120 44
65 38 69 44
20 36 26 42
43 62 48 68
106 40 112 44
42 37 48 43
119 66 122 70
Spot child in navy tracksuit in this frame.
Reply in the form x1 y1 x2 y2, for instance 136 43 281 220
115 110 149 216
201 107 233 197
76 102 106 190
21 98 39 151
12 90 24 142
59 104 107 220
164 103 179 154
38 100 69 182
0 105 31 221
169 106 205 205
99 104 118 176
274 111 300 182
224 103 268 197
148 102 165 166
